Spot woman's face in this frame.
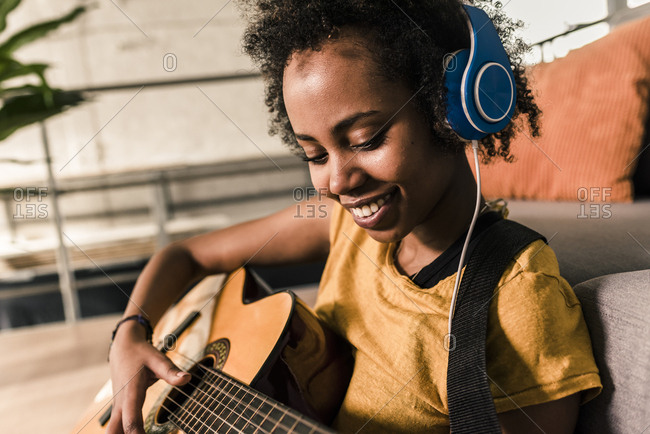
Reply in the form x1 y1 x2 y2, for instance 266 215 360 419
283 33 465 244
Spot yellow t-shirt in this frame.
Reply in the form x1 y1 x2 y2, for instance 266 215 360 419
314 203 602 433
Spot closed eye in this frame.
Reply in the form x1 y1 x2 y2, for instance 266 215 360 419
351 129 389 151
302 152 328 165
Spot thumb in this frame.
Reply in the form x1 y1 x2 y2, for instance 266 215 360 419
146 349 192 386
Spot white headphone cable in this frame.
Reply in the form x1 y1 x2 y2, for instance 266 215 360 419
447 139 482 338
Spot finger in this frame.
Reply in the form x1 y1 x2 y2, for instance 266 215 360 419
120 371 149 434
106 405 125 434
145 349 192 386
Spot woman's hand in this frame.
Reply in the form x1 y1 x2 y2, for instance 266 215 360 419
107 320 191 434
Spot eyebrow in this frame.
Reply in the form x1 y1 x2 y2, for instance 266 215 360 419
294 110 381 142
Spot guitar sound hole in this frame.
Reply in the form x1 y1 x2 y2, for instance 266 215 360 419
155 355 217 425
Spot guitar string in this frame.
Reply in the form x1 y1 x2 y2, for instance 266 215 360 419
160 388 231 434
158 408 184 432
201 371 248 433
182 366 217 429
159 361 255 434
199 368 315 433
161 379 318 434
207 372 259 433
164 387 221 434
157 357 273 434
203 369 281 433
177 351 320 432
161 400 216 434
162 385 272 434
152 349 324 434
159 394 215 433
172 351 279 431
175 351 316 432
185 353 320 434
174 354 277 433
181 356 273 432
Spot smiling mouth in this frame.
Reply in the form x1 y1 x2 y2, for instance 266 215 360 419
350 191 393 218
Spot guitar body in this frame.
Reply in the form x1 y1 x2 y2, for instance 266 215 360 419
73 268 353 433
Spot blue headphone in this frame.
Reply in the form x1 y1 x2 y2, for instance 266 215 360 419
444 5 516 141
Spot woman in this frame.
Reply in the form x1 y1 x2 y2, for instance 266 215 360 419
108 1 601 432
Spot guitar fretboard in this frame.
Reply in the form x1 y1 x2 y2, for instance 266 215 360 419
167 368 335 434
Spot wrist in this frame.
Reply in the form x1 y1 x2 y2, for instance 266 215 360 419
112 314 153 343
108 314 153 361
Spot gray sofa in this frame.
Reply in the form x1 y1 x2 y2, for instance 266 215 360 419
573 270 650 433
506 199 650 432
507 199 650 287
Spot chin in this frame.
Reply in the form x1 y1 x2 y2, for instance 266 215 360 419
362 227 405 244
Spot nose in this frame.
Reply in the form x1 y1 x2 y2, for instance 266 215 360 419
327 152 366 197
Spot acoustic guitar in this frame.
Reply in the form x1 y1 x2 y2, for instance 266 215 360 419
72 268 353 433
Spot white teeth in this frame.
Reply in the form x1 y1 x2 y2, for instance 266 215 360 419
351 192 392 218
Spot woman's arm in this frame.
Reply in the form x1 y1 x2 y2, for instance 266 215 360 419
121 197 333 325
107 197 333 434
499 393 580 434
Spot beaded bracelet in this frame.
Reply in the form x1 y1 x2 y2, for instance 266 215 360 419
111 314 154 344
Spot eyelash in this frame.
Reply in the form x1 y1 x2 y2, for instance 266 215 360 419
301 131 389 165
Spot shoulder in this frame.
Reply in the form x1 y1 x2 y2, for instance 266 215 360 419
486 239 602 412
491 239 582 338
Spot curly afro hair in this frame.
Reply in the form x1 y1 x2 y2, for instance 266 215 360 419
240 0 540 162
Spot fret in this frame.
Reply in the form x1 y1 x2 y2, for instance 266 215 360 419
168 413 191 433
228 387 254 432
276 412 298 432
168 367 336 434
263 406 290 433
184 390 210 433
191 377 213 429
202 387 223 428
243 394 270 432
213 377 240 432
291 419 320 434
223 402 246 432
174 392 204 434
185 379 219 434
220 386 263 433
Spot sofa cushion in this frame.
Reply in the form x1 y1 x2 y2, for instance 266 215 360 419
475 16 650 202
507 199 650 286
573 270 650 433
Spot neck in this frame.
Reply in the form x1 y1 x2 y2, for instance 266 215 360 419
395 153 481 276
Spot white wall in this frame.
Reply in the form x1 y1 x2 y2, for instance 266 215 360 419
0 0 289 187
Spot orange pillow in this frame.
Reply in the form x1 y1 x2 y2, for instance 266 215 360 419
474 16 650 202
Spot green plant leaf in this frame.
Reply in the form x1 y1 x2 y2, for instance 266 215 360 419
0 0 21 33
0 58 48 85
0 84 50 99
0 89 84 141
0 6 86 56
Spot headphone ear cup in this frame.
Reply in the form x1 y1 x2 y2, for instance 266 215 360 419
444 5 517 141
444 49 479 139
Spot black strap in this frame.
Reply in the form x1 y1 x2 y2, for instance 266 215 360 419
447 219 545 433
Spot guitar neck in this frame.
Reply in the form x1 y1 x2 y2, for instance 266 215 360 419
164 366 335 434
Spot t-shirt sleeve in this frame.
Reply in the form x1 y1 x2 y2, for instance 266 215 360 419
486 240 602 413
